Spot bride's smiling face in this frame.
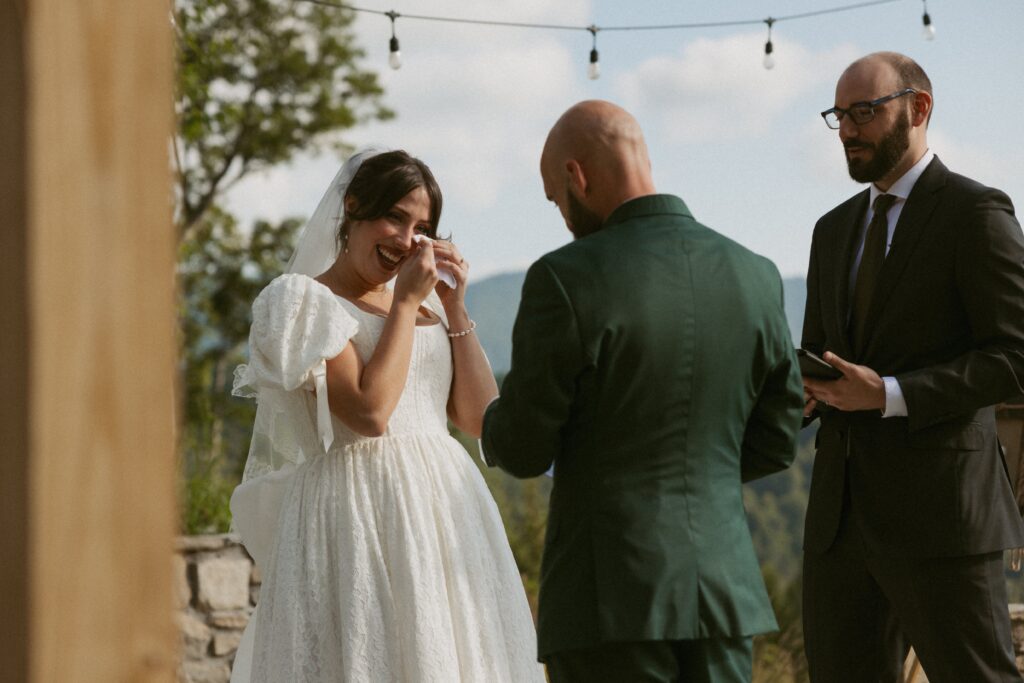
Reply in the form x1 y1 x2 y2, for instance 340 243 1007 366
344 186 434 284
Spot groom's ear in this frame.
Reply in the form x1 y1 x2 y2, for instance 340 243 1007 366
565 159 589 197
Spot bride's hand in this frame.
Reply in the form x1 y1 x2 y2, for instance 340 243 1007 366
393 240 439 307
430 240 468 311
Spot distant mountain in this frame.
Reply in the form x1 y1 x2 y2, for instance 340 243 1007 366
782 277 807 345
464 271 526 375
466 271 807 374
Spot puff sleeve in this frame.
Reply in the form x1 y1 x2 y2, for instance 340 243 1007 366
233 273 358 453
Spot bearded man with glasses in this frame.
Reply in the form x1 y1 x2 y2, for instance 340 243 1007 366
799 51 1024 682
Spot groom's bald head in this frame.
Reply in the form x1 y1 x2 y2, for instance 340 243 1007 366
541 100 656 237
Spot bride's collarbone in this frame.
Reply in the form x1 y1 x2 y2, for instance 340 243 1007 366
345 296 440 327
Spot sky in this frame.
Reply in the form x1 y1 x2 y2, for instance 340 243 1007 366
225 0 1024 281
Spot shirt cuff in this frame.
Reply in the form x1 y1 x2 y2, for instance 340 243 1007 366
881 376 908 418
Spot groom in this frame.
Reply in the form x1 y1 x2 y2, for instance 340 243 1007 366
481 100 804 682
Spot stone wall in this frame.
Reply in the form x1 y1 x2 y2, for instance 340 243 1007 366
174 534 1024 682
1013 605 1024 674
176 534 257 683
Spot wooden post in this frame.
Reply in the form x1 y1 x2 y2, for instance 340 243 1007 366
0 1 31 681
1 1 178 680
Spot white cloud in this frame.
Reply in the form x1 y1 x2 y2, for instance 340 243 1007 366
226 0 593 226
224 156 347 226
795 118 859 189
926 127 1013 189
352 39 583 210
613 33 859 144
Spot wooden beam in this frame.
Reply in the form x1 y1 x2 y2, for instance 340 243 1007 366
2 0 178 680
0 1 30 680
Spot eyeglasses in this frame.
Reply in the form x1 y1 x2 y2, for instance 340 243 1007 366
820 88 917 129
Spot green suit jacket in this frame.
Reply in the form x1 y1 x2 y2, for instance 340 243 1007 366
481 195 804 659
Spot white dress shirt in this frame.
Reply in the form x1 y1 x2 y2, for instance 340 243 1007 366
849 149 935 418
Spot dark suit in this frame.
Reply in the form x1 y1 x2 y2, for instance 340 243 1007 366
801 157 1024 682
482 195 804 681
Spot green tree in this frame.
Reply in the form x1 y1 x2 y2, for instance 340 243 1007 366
173 0 392 237
752 569 809 683
178 209 304 532
743 429 816 583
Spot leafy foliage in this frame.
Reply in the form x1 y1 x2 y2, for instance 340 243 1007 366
743 433 815 681
181 451 238 535
743 429 816 583
173 0 392 235
177 208 304 533
751 567 809 683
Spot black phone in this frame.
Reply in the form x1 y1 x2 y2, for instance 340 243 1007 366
797 348 842 380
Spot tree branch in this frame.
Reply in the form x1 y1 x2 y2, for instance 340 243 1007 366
182 136 243 236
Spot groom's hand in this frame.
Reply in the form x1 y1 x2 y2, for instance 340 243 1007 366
803 351 886 413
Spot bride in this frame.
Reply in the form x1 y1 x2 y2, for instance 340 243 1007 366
228 148 544 682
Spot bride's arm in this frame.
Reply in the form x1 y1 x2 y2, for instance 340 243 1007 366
430 241 499 438
322 246 437 437
445 305 500 438
323 302 418 437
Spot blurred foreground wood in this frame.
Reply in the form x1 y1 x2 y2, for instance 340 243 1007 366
1 1 178 680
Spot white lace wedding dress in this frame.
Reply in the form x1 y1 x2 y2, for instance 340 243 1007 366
229 274 544 682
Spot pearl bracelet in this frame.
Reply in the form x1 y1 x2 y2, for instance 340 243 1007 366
447 320 477 338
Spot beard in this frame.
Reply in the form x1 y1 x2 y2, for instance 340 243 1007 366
567 190 603 239
844 108 912 183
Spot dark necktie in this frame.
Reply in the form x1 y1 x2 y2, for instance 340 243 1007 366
850 193 897 357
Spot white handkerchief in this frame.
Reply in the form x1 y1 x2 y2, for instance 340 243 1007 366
412 234 457 289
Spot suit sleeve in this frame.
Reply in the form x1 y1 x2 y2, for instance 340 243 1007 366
481 259 588 478
799 223 827 427
801 223 827 357
741 263 805 482
898 189 1024 431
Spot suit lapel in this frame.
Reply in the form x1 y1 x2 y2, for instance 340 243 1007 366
861 157 948 356
833 191 869 359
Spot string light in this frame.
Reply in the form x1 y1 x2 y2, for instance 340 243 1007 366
921 1 936 41
763 18 775 70
386 10 402 70
587 25 600 80
300 0 934 74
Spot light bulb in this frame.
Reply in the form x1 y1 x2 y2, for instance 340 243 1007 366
922 14 936 40
763 41 775 70
389 36 402 70
588 49 600 80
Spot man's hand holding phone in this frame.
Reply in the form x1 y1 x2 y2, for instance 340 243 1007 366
800 349 886 415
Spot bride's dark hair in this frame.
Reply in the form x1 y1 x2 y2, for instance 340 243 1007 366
338 150 444 249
